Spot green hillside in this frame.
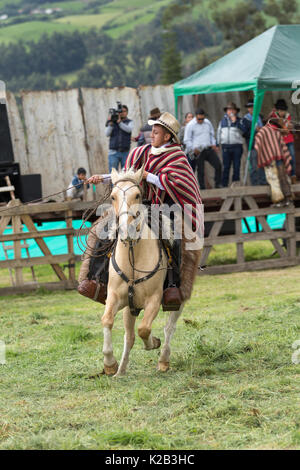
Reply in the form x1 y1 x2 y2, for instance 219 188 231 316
0 0 174 43
0 0 299 92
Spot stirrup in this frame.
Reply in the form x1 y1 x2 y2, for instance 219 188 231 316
162 287 182 311
78 279 107 304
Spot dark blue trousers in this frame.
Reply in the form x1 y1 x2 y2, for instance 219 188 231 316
222 144 243 187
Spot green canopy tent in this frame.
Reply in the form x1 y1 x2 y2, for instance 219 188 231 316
174 24 300 183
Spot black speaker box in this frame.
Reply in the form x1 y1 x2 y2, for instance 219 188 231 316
14 174 42 203
0 161 19 179
0 103 14 163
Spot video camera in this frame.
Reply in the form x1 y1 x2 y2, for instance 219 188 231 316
109 101 123 123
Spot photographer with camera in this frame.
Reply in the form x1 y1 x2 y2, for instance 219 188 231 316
105 103 134 171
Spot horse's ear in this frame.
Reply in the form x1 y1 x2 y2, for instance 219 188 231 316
135 164 145 184
111 168 119 185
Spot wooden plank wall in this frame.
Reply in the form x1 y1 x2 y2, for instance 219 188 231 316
4 86 300 198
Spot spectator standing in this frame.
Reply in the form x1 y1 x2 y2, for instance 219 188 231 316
135 107 161 146
268 99 297 183
66 167 89 200
217 102 245 187
184 109 222 189
242 100 266 185
255 119 292 206
105 104 133 171
178 112 194 148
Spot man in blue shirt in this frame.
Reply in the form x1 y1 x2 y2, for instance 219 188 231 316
105 104 134 172
184 108 222 189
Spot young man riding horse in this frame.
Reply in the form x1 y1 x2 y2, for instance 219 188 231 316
84 112 203 303
78 112 203 375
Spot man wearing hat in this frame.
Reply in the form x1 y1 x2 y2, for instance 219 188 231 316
87 112 203 306
134 107 161 147
268 99 296 183
242 100 266 185
217 102 245 187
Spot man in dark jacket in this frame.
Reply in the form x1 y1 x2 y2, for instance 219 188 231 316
217 102 245 187
105 104 133 171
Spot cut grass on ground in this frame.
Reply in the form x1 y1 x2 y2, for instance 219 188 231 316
0 258 300 449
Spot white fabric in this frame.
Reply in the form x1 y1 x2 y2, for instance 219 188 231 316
150 144 180 156
146 172 164 190
184 117 216 154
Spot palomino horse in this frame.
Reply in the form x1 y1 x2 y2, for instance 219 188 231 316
101 167 185 377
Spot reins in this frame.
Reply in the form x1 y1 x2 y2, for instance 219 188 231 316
110 176 167 316
111 240 163 316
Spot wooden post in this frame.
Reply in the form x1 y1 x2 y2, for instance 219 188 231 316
4 176 15 200
65 209 76 284
286 206 296 258
11 215 23 286
235 196 244 264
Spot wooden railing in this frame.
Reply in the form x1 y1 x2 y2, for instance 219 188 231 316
0 199 95 295
199 184 300 275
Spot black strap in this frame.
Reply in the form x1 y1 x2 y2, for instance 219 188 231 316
111 242 162 316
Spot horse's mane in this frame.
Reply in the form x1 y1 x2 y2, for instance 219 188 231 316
113 168 140 185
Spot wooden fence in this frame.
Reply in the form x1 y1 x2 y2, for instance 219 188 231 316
199 183 300 275
0 198 94 295
1 184 300 295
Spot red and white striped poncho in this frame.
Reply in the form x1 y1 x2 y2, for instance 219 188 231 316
125 143 202 231
254 124 292 174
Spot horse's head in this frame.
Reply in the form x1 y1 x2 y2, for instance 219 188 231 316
110 167 144 242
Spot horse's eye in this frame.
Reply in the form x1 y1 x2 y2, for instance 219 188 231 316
111 196 115 201
135 194 140 199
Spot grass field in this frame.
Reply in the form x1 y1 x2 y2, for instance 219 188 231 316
0 244 300 450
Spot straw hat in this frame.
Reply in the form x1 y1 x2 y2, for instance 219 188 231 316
148 111 181 144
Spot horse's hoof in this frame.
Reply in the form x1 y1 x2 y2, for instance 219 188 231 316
158 361 169 372
113 371 126 378
103 361 118 376
152 336 161 349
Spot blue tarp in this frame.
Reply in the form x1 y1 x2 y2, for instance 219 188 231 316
0 220 91 260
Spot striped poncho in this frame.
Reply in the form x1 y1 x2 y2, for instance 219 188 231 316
125 143 202 231
254 124 292 174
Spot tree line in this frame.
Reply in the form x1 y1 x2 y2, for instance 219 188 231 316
1 0 299 92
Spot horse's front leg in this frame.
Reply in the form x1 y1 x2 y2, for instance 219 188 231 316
158 303 185 372
138 296 161 350
101 292 120 376
114 307 136 377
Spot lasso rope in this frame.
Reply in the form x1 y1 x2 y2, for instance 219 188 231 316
0 179 113 256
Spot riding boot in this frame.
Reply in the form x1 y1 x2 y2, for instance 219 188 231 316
78 235 114 304
162 238 182 311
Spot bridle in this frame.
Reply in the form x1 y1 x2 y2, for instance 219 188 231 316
111 177 164 316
